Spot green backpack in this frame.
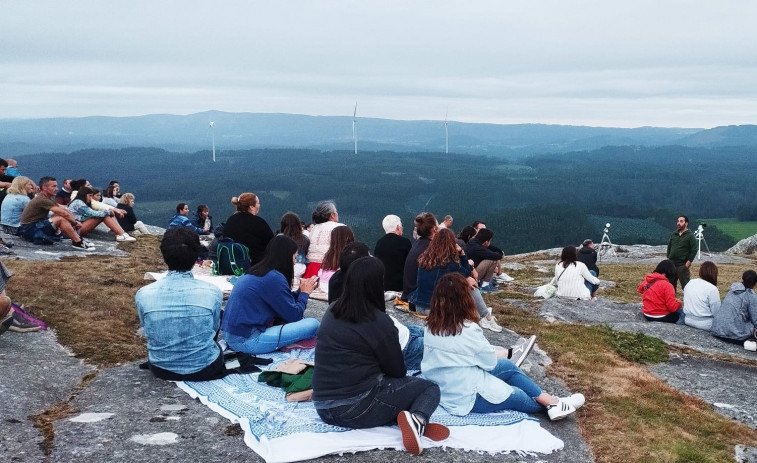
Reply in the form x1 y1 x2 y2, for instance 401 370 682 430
216 238 251 276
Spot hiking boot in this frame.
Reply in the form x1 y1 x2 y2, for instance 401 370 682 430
116 233 136 242
397 411 424 455
8 311 41 333
547 399 577 421
509 335 537 368
72 240 95 251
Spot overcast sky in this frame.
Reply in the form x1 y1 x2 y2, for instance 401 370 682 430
2 1 756 128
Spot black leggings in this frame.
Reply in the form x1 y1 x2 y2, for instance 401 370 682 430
643 312 680 323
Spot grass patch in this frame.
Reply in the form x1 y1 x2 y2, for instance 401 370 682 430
488 300 757 463
5 235 163 367
599 326 668 364
702 218 757 241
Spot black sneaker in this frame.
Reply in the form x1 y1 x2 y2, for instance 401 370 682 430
8 311 41 333
397 411 424 455
72 240 95 251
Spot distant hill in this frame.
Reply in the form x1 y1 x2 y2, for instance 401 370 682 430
0 111 711 157
678 124 757 147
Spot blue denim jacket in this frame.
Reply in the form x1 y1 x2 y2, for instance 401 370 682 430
136 271 222 375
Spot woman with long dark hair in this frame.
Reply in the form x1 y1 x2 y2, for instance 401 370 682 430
682 261 720 330
313 257 448 455
223 193 274 265
318 225 355 290
409 228 502 331
279 212 310 276
222 235 320 354
422 273 584 421
553 245 600 300
638 259 682 323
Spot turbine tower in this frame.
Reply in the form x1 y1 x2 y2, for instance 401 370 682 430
444 111 449 154
352 102 358 155
209 121 216 162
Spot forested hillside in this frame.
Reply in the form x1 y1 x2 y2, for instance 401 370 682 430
16 145 747 253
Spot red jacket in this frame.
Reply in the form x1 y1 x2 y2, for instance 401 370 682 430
638 272 682 317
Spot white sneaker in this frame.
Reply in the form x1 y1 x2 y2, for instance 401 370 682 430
116 233 137 242
480 315 503 332
547 399 577 421
494 273 514 283
560 393 586 410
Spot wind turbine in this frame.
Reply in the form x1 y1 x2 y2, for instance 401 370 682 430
352 102 358 155
444 110 449 154
209 121 216 162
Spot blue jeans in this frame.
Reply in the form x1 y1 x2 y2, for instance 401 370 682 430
403 325 424 370
584 270 599 295
224 318 320 354
316 375 441 428
470 358 544 414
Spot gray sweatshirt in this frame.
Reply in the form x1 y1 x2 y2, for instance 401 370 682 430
711 282 757 341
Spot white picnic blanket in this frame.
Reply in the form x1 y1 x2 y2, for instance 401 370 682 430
176 350 564 463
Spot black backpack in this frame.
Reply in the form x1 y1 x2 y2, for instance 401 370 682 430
216 238 251 276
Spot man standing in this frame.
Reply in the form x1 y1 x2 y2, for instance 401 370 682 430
136 227 227 381
374 215 412 292
667 215 697 292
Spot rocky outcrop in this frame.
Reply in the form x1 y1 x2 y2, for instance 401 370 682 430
726 234 757 255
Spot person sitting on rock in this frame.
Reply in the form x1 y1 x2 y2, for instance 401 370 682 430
682 261 720 330
18 176 93 251
577 239 600 298
711 269 757 345
68 179 126 220
421 273 584 421
68 186 136 242
135 227 230 381
222 235 320 354
54 178 73 206
192 204 213 235
373 214 412 292
464 228 504 292
278 212 309 277
554 245 600 300
318 225 355 292
313 256 449 456
1 176 34 234
168 203 207 235
101 184 119 207
116 193 150 235
638 259 682 323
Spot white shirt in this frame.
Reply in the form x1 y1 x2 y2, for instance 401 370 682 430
553 262 600 300
682 278 720 330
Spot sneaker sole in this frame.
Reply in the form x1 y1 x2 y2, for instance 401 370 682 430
397 411 422 456
423 422 450 441
9 324 41 333
513 335 537 368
